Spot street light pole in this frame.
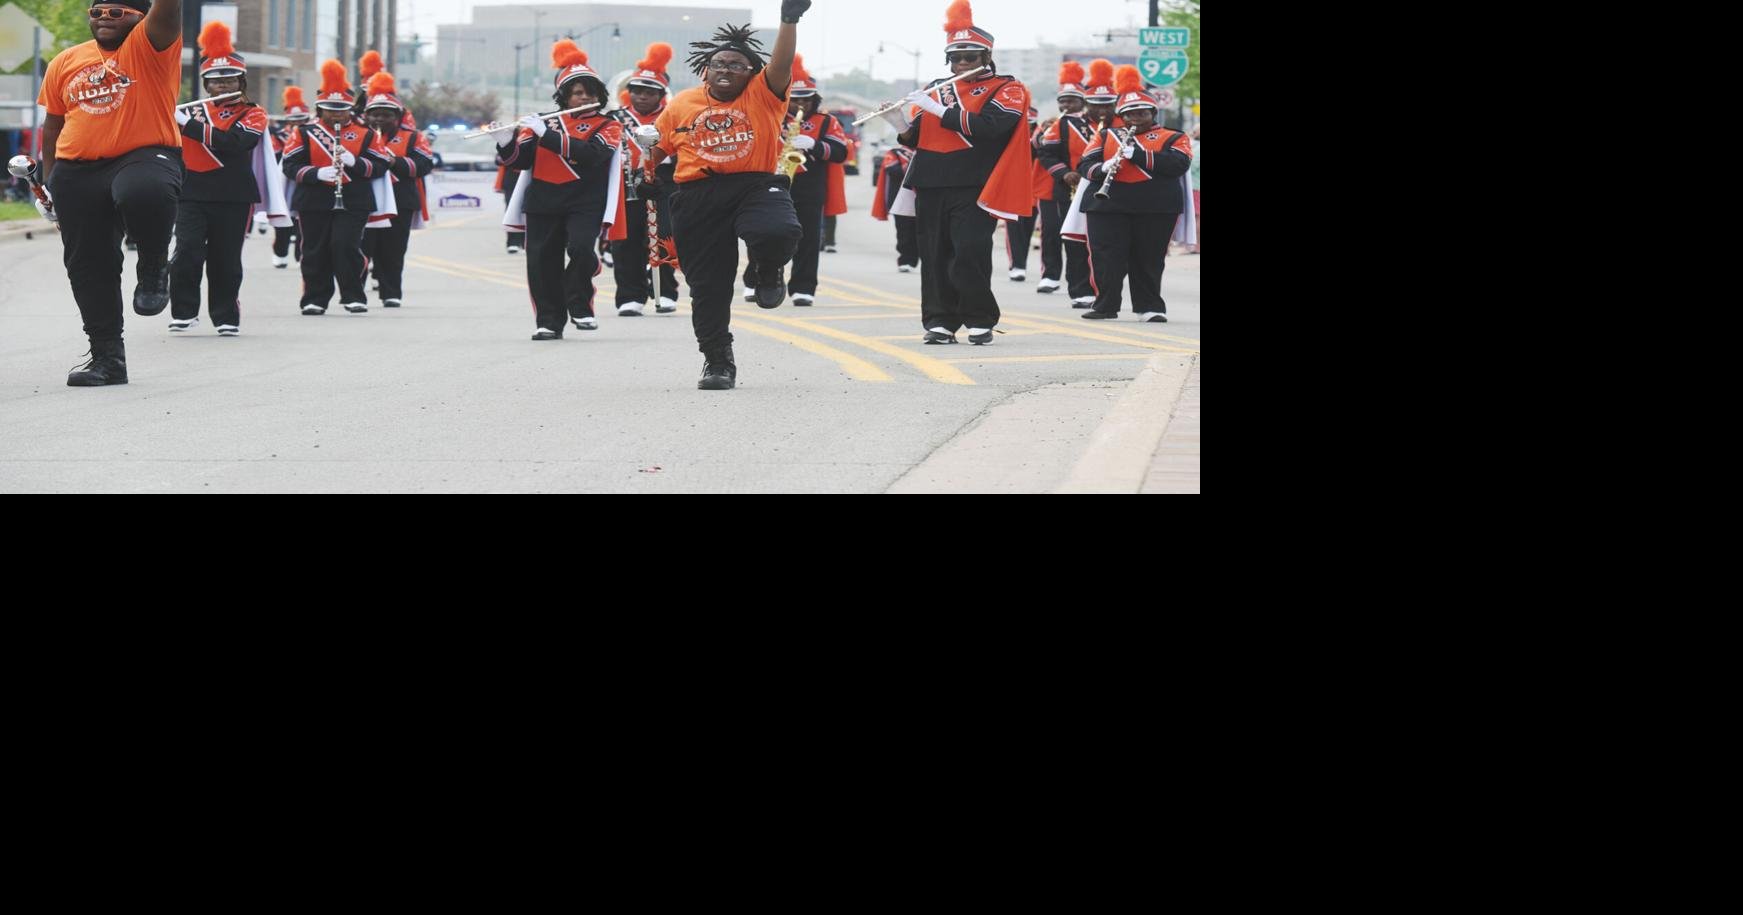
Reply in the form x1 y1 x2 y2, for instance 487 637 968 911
513 41 533 117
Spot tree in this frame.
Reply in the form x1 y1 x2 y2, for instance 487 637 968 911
5 0 90 72
1160 0 1200 102
399 81 499 127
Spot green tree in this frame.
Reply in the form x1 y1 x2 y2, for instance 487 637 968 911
1159 0 1200 102
5 0 91 72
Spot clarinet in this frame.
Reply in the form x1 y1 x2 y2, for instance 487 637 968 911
1093 127 1137 200
309 124 346 211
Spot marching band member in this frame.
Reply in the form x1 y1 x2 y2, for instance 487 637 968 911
494 40 627 339
167 20 278 335
360 71 435 309
1077 66 1193 323
610 42 681 316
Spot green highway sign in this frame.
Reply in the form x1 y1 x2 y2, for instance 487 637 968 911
1139 27 1190 48
1138 48 1189 88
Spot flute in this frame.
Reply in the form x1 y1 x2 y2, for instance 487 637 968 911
464 103 601 139
176 92 242 110
853 67 989 126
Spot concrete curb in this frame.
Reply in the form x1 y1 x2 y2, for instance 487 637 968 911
1054 352 1197 493
0 220 55 244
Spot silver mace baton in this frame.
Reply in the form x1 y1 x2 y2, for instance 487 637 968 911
7 155 53 217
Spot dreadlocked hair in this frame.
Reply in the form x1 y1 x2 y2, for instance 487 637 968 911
687 23 765 77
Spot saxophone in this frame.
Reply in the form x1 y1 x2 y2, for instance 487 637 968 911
775 115 806 179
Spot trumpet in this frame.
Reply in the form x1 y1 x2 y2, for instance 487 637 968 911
1093 127 1136 200
464 103 601 139
177 91 242 110
852 66 989 126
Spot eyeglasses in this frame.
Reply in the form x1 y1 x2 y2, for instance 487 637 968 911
88 7 144 19
946 53 984 64
706 62 752 73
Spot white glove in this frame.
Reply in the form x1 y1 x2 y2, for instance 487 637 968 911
792 135 816 151
1120 144 1137 160
520 115 548 137
905 89 947 118
338 148 357 167
316 165 340 183
33 191 55 223
175 108 191 126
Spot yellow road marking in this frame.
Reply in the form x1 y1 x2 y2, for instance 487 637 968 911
939 353 1155 364
733 317 893 382
819 277 1202 349
745 312 975 385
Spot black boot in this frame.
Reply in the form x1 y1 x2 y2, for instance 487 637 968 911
133 260 170 316
698 345 737 390
67 339 128 387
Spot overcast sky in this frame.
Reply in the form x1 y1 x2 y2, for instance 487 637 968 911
398 0 1160 81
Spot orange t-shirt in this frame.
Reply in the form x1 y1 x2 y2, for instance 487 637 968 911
38 27 181 161
654 71 789 184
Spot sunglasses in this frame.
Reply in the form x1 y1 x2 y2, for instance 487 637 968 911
946 53 984 64
88 7 144 19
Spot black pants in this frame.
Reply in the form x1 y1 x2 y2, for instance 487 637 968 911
362 208 414 301
611 199 680 305
894 214 919 267
272 223 301 260
670 172 801 356
1005 213 1035 271
502 178 525 250
1039 197 1064 281
823 214 837 247
915 185 999 332
783 189 826 296
1087 211 1179 315
297 209 368 309
170 199 251 325
1065 238 1093 299
525 206 605 330
47 146 182 342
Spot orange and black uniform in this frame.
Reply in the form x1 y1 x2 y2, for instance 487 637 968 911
610 105 680 306
653 72 803 357
498 110 622 330
361 124 434 303
269 124 302 260
744 109 847 297
1036 114 1099 298
877 146 918 268
171 98 267 327
38 24 182 342
1078 126 1193 317
280 119 390 309
899 72 1029 332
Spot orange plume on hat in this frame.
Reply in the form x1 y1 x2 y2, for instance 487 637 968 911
1114 64 1142 95
551 39 587 69
1059 61 1084 85
944 0 974 32
198 20 235 59
359 50 384 80
619 89 631 107
637 42 673 73
319 59 349 95
367 72 397 97
283 86 307 109
791 53 812 82
1088 59 1114 88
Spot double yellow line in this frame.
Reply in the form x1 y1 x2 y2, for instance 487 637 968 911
405 255 975 385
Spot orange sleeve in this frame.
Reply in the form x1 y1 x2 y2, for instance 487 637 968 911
38 55 65 115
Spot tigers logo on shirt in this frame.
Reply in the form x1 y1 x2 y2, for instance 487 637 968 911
971 86 990 96
692 107 757 165
68 62 131 115
343 131 358 141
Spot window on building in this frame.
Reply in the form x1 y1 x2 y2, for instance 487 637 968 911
303 0 314 52
269 0 279 47
285 0 297 50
